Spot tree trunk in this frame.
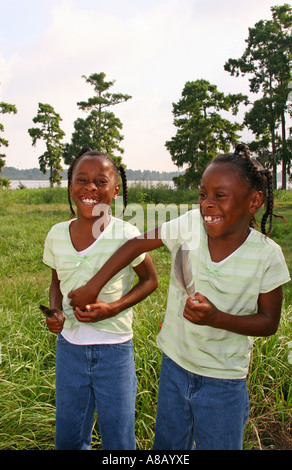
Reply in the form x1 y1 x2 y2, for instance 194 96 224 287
281 111 287 190
271 126 277 189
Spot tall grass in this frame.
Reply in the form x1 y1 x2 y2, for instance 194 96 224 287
0 183 199 207
0 185 291 450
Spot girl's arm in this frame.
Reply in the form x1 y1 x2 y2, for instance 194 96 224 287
46 269 65 334
74 253 158 323
68 227 164 310
183 286 283 337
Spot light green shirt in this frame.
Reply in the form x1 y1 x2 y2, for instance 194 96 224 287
159 209 290 379
43 217 145 335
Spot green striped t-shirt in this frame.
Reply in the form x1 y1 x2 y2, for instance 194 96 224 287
43 217 145 335
159 208 290 379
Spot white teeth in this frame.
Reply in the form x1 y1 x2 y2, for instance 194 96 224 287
204 216 221 223
82 198 98 204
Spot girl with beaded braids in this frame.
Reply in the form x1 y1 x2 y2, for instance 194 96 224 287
42 147 158 450
69 144 290 450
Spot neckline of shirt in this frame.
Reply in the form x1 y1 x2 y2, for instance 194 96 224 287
68 216 114 258
211 228 254 267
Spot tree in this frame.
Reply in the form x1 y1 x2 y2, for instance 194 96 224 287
28 103 65 187
0 101 17 187
63 73 132 166
243 96 283 173
165 79 247 188
224 4 292 188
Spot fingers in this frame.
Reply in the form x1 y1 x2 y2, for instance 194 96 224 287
74 306 97 322
46 315 65 334
69 298 91 310
55 311 65 323
74 303 110 323
183 293 210 324
184 293 202 311
67 286 97 310
187 292 204 304
85 303 99 311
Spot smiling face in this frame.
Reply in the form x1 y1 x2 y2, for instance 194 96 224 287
69 154 119 220
198 162 262 245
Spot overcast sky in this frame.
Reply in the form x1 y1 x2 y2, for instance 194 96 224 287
0 0 282 171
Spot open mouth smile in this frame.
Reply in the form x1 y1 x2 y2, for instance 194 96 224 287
204 215 223 225
81 197 100 206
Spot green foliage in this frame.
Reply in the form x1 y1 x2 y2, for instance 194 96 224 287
166 79 247 188
0 191 291 449
0 176 11 188
127 181 199 206
28 103 65 187
224 4 292 189
0 101 17 176
0 183 199 208
63 72 132 166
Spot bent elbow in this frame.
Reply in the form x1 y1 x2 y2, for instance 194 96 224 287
152 276 159 292
146 271 158 294
267 324 279 336
261 321 280 337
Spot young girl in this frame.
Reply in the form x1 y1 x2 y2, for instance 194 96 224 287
43 148 158 450
68 144 290 450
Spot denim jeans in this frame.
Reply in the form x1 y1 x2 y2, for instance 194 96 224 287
153 354 249 450
55 335 137 450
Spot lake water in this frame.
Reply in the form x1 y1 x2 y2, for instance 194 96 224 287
9 180 175 190
10 180 67 189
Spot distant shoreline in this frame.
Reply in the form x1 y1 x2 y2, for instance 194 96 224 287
8 179 176 190
3 166 182 181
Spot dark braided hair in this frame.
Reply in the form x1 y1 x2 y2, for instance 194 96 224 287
67 147 128 218
118 164 128 212
212 143 274 235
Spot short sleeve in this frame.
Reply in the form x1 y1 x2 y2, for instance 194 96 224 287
161 208 201 254
43 229 56 270
260 243 290 293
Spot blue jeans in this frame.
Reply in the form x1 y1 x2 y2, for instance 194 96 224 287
55 335 137 450
153 354 249 450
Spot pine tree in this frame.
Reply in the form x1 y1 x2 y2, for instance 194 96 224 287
28 103 65 187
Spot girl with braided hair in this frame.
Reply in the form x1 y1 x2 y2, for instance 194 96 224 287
43 148 158 450
69 144 290 450
67 147 129 216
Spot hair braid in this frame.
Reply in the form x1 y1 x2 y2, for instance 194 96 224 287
67 147 128 218
117 165 128 214
234 143 251 158
234 144 262 229
213 143 275 235
259 169 274 236
67 147 93 218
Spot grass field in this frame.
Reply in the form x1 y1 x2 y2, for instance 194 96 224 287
0 185 291 450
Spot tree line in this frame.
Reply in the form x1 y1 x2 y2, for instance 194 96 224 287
3 166 181 182
0 4 291 189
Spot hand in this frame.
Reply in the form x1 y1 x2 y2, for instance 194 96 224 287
183 293 219 327
74 302 115 323
68 284 97 310
46 310 65 334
